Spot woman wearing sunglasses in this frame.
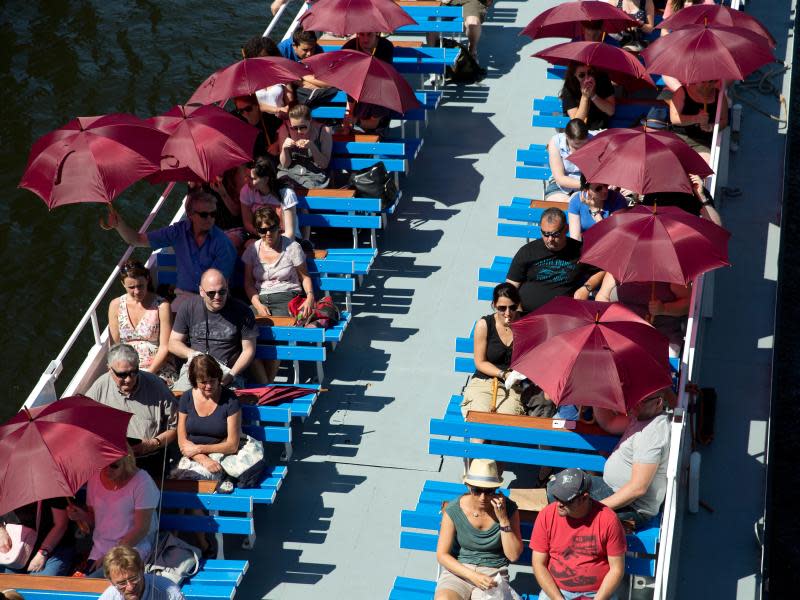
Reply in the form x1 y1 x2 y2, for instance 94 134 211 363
460 283 525 418
560 62 616 131
435 459 523 599
66 449 159 577
277 104 332 190
567 175 628 242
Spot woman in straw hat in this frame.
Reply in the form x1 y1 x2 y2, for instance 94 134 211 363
434 459 523 599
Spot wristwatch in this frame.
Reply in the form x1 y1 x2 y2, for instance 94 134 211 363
38 548 50 558
499 525 512 533
583 283 593 293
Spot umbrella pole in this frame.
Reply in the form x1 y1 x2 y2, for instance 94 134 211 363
490 377 499 413
648 281 656 324
66 497 91 533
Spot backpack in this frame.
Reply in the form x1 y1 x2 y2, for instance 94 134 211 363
288 295 341 329
146 532 201 585
442 38 484 84
349 161 398 210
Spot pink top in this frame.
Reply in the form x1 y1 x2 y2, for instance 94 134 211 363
662 0 715 20
117 294 177 384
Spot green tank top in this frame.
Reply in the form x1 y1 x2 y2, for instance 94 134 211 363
445 496 518 568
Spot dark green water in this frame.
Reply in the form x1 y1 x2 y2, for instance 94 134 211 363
0 1 296 419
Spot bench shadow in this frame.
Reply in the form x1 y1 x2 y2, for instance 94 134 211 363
480 25 525 79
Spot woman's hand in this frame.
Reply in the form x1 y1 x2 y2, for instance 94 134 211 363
299 296 316 319
295 139 310 150
581 77 596 99
469 571 497 592
66 505 89 523
648 299 664 317
179 439 202 458
196 455 223 474
27 551 47 572
282 137 296 149
491 494 509 524
254 303 271 317
99 206 119 231
0 526 11 553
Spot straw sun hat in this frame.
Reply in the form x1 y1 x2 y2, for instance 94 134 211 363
463 459 503 488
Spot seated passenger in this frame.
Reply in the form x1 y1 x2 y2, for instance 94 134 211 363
506 208 605 314
241 157 299 241
461 283 525 418
277 104 332 190
103 192 236 313
169 268 261 392
595 272 690 357
560 62 616 131
206 167 247 252
232 94 279 159
641 174 722 225
85 343 177 479
661 0 715 30
534 468 626 600
99 544 184 600
108 260 177 387
172 355 242 491
278 27 338 108
668 79 728 163
545 119 591 203
605 0 655 52
567 176 628 241
342 32 396 135
66 451 160 577
435 459 523 600
0 499 74 576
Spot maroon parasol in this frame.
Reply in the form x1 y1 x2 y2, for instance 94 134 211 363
580 204 731 286
145 104 258 183
510 297 672 414
566 127 714 195
234 385 317 407
657 4 776 49
18 114 167 210
0 395 132 516
188 57 310 106
303 50 421 113
522 1 639 41
299 0 417 36
641 24 775 83
533 41 655 89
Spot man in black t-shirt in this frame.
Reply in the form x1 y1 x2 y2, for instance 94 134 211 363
506 208 605 313
169 269 260 391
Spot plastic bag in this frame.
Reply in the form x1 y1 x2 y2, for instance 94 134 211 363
482 574 522 600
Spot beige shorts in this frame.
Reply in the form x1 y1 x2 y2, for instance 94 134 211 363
435 564 509 599
458 0 490 22
461 377 525 417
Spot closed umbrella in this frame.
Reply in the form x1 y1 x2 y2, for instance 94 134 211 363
510 297 672 413
0 395 132 516
657 4 776 49
533 41 655 89
299 0 417 36
235 385 318 407
18 114 167 210
522 1 639 41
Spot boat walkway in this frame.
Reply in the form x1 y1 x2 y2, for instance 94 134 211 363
229 0 559 597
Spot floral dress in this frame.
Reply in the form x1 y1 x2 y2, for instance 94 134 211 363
117 294 178 386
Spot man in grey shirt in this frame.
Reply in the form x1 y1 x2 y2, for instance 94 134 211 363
85 343 177 477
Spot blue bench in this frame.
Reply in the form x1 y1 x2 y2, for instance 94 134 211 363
319 43 460 76
546 64 666 87
532 95 662 130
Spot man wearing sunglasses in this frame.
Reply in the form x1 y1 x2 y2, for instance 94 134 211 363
169 269 260 392
99 545 184 600
85 344 177 480
103 191 236 313
532 468 626 600
506 208 605 314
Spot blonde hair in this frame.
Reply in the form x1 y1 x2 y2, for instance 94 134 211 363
1 591 26 600
102 545 143 578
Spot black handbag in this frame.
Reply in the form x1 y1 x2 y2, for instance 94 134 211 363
348 161 397 209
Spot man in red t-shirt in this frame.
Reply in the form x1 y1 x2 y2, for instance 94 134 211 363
531 468 626 600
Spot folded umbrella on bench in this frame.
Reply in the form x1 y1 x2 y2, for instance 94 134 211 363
234 385 315 406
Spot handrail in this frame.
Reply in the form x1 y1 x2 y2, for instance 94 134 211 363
263 0 291 38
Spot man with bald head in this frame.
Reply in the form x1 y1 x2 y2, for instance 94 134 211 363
169 269 260 391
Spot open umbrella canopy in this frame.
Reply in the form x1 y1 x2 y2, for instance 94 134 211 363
581 204 731 285
234 385 317 407
522 1 639 40
145 104 258 183
567 127 714 195
18 114 167 210
657 4 776 49
533 41 655 89
303 50 421 113
188 57 310 106
0 395 132 516
510 297 672 414
641 24 775 83
299 0 417 36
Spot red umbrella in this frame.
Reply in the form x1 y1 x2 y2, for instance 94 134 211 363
0 395 132 516
145 104 258 183
18 114 167 210
657 4 776 49
188 57 310 106
510 297 672 413
522 1 639 40
641 24 775 83
299 0 417 36
303 50 421 113
533 41 655 89
581 204 731 285
566 127 713 195
234 385 317 407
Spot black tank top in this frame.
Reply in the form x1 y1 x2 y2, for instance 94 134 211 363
473 314 514 379
674 86 717 145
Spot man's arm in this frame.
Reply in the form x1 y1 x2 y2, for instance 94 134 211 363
168 331 195 361
573 269 606 300
225 337 257 384
105 207 150 247
532 551 564 600
600 462 659 510
595 554 625 600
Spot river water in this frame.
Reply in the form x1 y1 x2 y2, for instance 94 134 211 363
0 1 296 419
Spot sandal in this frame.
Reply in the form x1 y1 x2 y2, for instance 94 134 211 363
217 478 235 494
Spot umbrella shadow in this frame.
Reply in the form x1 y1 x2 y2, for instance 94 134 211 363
480 24 526 79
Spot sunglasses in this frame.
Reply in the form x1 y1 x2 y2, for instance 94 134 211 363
587 184 608 192
496 304 518 313
256 224 280 235
541 227 565 239
556 494 584 506
203 288 228 299
576 71 595 80
236 105 256 115
469 486 497 496
111 367 138 380
112 574 141 590
194 210 217 219
290 124 309 132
